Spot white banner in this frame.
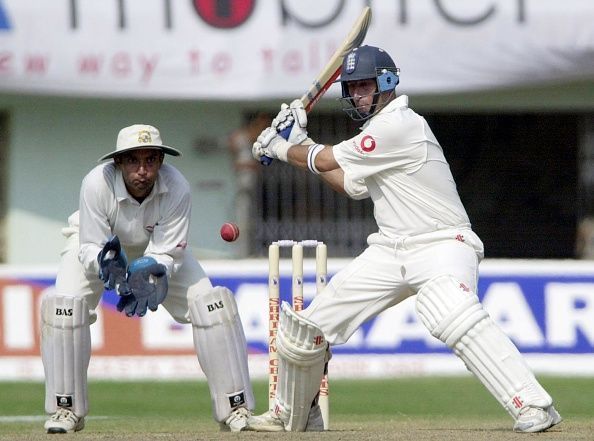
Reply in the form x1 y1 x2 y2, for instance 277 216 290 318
0 0 593 98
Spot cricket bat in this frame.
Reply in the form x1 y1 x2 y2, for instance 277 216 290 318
261 6 372 165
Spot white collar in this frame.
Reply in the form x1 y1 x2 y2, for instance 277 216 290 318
361 95 409 129
381 94 409 113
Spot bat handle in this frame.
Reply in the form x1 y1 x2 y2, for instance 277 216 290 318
259 123 293 166
260 155 274 166
278 124 292 140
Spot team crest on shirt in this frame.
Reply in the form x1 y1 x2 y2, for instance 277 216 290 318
138 130 152 144
353 135 376 154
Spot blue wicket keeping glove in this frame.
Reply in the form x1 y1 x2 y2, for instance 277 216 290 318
116 256 168 317
97 235 128 291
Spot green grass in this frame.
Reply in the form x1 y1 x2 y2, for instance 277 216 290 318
0 377 592 439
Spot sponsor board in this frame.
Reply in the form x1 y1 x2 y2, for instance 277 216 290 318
1 259 593 379
1 1 593 96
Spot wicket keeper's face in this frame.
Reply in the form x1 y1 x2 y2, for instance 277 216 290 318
115 148 164 200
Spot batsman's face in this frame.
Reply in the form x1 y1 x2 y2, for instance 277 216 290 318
115 149 164 199
347 79 377 113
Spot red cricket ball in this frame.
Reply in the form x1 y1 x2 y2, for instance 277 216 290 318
220 222 240 242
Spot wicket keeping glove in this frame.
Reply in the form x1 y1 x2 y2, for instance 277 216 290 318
116 256 168 317
97 235 128 291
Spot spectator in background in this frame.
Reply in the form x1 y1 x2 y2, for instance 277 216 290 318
227 112 271 257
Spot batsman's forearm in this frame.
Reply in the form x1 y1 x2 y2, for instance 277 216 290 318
287 144 311 170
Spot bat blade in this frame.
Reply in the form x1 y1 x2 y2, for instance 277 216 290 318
260 7 372 165
301 6 372 112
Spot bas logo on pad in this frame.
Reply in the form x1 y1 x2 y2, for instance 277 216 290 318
207 300 224 312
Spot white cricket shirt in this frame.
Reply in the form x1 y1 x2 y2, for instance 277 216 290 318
333 95 471 238
72 162 191 276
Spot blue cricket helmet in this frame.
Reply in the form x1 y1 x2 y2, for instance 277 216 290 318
338 45 400 120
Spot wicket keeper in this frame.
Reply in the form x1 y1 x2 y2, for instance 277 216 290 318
41 124 254 433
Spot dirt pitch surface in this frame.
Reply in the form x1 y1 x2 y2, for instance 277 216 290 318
1 418 589 441
2 378 591 440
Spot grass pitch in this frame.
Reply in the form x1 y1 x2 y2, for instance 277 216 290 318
0 377 592 440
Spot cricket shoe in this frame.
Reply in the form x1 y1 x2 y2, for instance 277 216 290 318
245 406 324 432
513 405 562 433
245 410 285 432
44 408 85 434
220 407 251 432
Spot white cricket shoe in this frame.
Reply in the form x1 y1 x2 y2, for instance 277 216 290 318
245 410 285 432
44 408 85 434
245 406 324 432
220 407 251 432
513 405 562 433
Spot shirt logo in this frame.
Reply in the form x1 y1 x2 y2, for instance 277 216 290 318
360 135 376 153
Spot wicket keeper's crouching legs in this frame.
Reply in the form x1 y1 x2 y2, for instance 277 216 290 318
42 235 255 433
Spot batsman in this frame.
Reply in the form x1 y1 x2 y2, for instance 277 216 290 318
41 124 254 433
248 45 562 433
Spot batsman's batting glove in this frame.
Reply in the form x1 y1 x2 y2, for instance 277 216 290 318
116 256 168 317
97 235 128 291
263 100 311 166
271 104 293 133
253 127 292 164
278 99 310 145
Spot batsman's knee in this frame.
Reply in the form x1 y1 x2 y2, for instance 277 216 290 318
415 274 487 346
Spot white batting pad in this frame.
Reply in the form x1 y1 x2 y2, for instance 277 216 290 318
274 301 328 431
41 294 91 417
416 275 552 418
189 286 254 422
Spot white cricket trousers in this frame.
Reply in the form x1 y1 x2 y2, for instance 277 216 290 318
300 228 484 345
